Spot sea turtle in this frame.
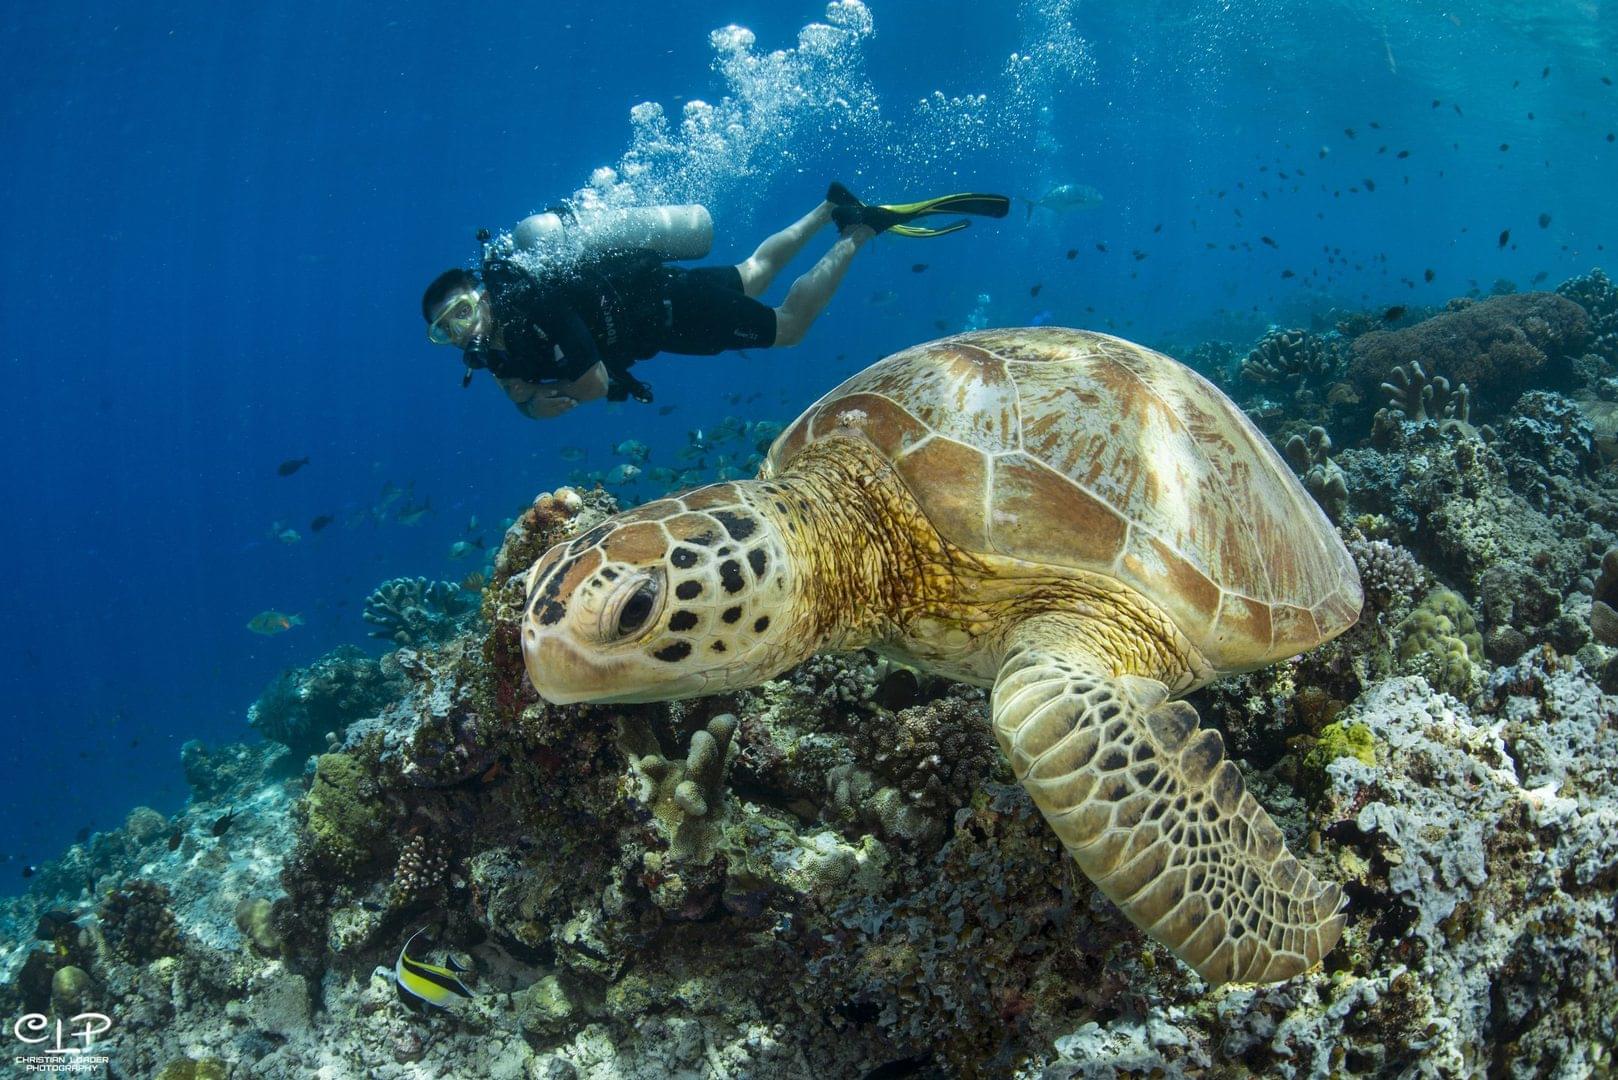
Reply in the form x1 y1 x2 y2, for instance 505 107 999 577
521 327 1361 984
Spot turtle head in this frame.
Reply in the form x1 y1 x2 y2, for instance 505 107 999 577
520 487 801 704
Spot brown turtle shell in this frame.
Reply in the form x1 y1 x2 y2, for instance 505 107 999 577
765 327 1362 672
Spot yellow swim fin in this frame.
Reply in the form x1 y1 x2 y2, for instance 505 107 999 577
828 183 1010 237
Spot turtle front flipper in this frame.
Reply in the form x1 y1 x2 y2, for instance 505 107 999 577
990 618 1345 985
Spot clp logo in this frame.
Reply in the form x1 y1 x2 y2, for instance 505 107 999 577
13 1011 112 1054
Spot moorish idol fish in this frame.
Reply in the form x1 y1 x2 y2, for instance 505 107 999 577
394 927 473 1013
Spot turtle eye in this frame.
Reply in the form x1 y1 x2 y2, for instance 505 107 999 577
604 573 663 642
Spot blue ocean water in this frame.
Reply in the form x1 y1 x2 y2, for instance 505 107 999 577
1 0 1612 890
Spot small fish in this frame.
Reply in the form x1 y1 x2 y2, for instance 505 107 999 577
910 263 928 273
448 539 485 560
558 446 586 462
1024 182 1103 218
1425 268 1435 282
167 829 183 851
1500 143 1510 152
1397 149 1409 159
1498 229 1511 248
74 827 90 844
1532 270 1548 285
1542 66 1550 78
1065 248 1077 260
1153 223 1163 234
1131 249 1148 261
22 865 36 879
868 289 899 307
1538 212 1552 229
658 405 677 416
1382 306 1407 322
1095 242 1108 253
246 610 304 636
933 319 949 331
395 928 474 1012
1260 236 1277 248
461 570 488 592
309 514 334 533
1029 283 1043 297
1281 269 1296 279
275 527 301 545
276 457 310 477
211 810 236 837
1604 76 1613 86
1364 178 1376 192
614 439 650 463
1344 127 1356 139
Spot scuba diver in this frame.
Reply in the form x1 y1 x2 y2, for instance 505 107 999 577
422 183 1011 420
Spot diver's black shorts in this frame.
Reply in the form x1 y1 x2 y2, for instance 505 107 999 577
654 265 777 354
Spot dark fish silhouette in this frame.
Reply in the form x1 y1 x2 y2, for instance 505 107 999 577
1425 268 1435 282
310 514 335 533
167 830 183 851
1397 149 1409 159
1029 283 1043 297
910 263 928 273
1538 213 1552 228
276 457 310 477
1498 229 1511 248
1383 306 1406 322
211 811 236 837
1260 236 1277 248
1065 248 1077 260
1281 269 1296 278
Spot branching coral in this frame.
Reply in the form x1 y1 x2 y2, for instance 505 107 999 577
845 692 999 818
98 879 182 962
362 577 477 647
391 834 449 907
248 646 403 755
619 713 738 861
824 763 944 847
1282 425 1349 521
1239 327 1334 385
1377 360 1472 425
1347 537 1424 612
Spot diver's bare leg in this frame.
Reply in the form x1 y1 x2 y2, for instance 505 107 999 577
736 202 835 298
772 225 874 347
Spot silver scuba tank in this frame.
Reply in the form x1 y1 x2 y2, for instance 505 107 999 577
512 204 714 262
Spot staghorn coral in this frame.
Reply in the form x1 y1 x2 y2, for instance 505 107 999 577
1558 267 1618 363
98 879 183 963
248 645 402 756
1239 327 1334 385
1396 588 1484 697
1348 291 1588 415
1282 425 1349 521
362 576 478 647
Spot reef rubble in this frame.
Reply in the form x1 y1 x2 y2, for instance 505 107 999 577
4 278 1618 1078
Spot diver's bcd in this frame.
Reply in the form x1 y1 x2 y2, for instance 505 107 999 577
510 204 714 262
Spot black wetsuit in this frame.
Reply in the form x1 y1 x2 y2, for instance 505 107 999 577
476 250 777 403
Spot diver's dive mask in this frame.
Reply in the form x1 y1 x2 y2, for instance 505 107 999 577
427 291 483 346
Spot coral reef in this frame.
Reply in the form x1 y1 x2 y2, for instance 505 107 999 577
362 576 478 646
248 645 403 756
6 274 1618 1077
1558 266 1618 363
98 879 183 963
1348 291 1589 415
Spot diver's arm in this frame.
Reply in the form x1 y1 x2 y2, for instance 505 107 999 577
498 376 576 421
